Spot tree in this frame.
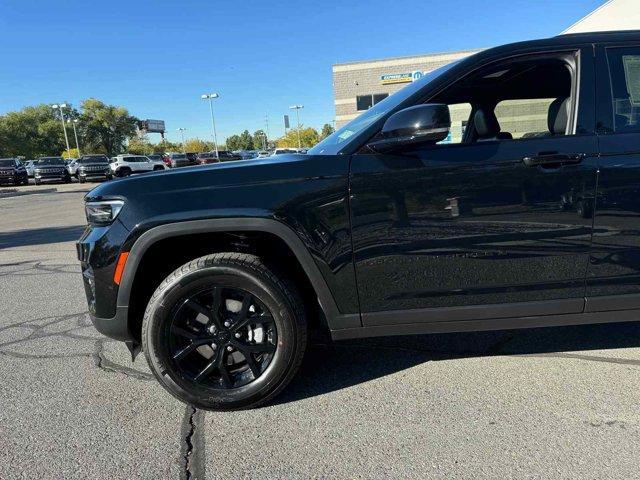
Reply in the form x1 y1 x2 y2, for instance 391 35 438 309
276 127 320 148
225 134 242 151
127 135 154 155
153 139 180 154
320 123 335 139
80 98 138 156
252 129 268 150
238 130 254 150
0 104 68 158
183 138 213 153
61 148 80 159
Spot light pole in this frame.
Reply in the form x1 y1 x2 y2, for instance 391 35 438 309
177 128 187 153
289 105 304 149
257 132 267 150
52 103 71 158
201 93 220 158
67 118 81 157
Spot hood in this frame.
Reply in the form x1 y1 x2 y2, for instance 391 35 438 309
78 162 110 168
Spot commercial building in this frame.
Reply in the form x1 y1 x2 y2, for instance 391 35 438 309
332 0 640 131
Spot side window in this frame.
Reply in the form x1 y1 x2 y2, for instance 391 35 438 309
437 103 472 144
494 98 557 139
606 46 640 133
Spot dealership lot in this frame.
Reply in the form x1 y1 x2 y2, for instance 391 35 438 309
1 183 639 479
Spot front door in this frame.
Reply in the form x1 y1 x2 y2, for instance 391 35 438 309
349 48 598 326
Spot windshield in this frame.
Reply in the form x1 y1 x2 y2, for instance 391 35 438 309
37 157 64 165
308 61 459 155
0 159 15 167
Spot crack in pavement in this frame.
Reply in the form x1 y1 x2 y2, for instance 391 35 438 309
0 310 153 380
0 260 78 277
180 405 205 480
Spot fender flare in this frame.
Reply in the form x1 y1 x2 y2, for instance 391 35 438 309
116 218 360 331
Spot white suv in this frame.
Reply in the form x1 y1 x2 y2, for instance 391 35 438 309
109 155 167 177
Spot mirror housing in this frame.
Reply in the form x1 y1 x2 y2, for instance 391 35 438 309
367 104 451 153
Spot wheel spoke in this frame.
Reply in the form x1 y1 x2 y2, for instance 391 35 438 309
208 288 224 330
215 350 233 388
172 338 213 360
231 339 276 354
194 357 218 381
185 299 211 321
172 325 198 340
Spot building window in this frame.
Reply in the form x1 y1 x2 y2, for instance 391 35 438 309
356 93 389 111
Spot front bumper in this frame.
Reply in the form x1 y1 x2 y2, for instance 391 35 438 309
77 219 132 341
35 170 69 182
89 306 133 341
79 170 111 180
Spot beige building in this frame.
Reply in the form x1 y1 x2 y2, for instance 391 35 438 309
332 0 640 131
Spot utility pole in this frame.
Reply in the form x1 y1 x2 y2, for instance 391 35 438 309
264 114 270 148
177 128 187 153
201 93 220 158
289 105 304 149
68 118 81 157
52 103 71 158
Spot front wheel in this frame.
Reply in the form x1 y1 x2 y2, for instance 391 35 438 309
142 253 307 411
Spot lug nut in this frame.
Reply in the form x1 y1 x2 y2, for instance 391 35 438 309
224 321 230 327
234 332 241 338
211 343 217 349
226 346 233 352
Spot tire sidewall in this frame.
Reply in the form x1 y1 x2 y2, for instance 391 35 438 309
144 262 301 410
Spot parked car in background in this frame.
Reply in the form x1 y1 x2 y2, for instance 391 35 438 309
0 158 29 186
24 160 36 178
109 155 166 177
196 151 243 165
195 152 219 165
33 157 71 185
186 152 198 165
76 155 111 183
68 154 110 178
236 150 258 160
163 153 190 168
146 154 164 164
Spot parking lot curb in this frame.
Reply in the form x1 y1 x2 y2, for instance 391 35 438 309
0 187 58 198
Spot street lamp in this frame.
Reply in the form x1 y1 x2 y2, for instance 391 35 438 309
177 128 187 153
289 105 304 149
201 93 220 158
52 103 71 158
67 118 81 157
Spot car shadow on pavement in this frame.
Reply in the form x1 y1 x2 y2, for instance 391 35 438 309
274 321 640 405
0 225 86 249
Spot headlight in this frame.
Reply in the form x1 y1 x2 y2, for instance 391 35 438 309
85 200 124 225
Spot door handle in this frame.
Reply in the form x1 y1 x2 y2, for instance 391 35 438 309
522 152 585 167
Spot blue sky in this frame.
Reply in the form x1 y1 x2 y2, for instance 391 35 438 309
0 0 604 143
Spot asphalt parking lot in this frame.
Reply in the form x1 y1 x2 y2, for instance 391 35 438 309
1 181 639 479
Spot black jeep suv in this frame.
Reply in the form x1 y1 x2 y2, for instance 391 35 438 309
0 158 29 186
34 157 71 185
78 31 640 410
76 154 111 183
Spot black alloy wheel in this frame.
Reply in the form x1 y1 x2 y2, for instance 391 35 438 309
167 286 277 389
142 253 307 410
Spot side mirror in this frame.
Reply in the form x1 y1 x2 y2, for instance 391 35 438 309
367 104 451 153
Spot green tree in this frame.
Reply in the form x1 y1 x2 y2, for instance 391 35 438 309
127 136 154 155
61 148 80 159
238 130 254 150
276 127 320 148
252 129 268 150
0 104 68 158
183 138 213 153
320 123 335 139
80 98 138 156
225 135 241 151
153 139 180 154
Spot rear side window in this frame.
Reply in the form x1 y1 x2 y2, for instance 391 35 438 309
607 46 640 133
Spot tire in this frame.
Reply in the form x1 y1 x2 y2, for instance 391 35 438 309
142 253 307 411
153 166 164 171
78 176 86 183
117 168 131 177
34 178 41 185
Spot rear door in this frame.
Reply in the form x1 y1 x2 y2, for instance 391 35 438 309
587 44 640 311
